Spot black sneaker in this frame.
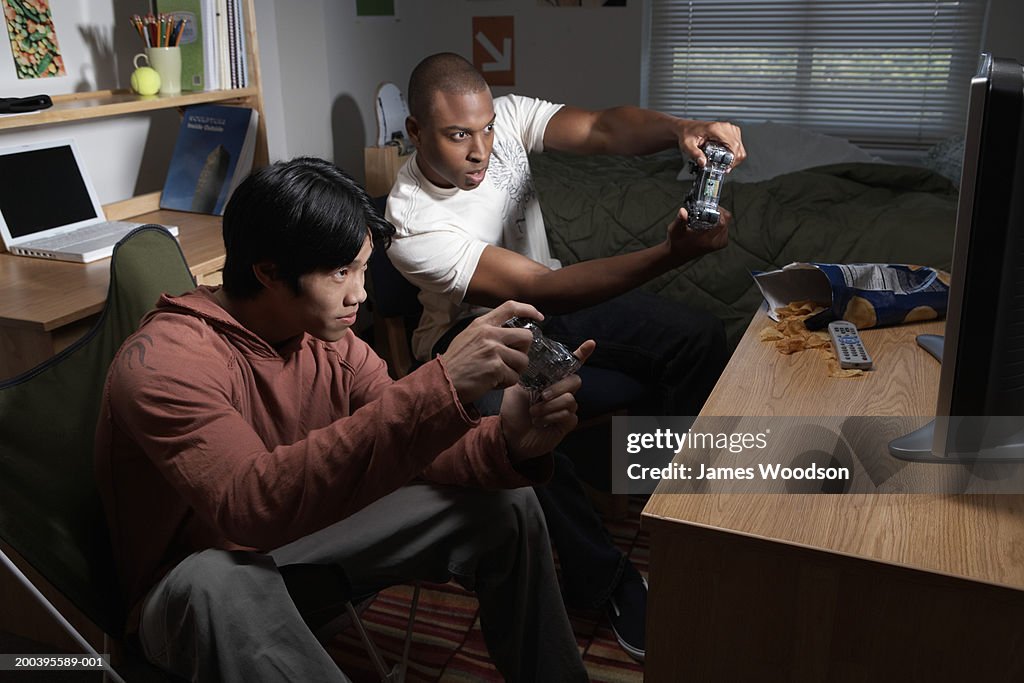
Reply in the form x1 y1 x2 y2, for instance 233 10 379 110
607 573 647 662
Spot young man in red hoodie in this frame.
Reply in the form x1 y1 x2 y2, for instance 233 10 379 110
95 157 594 682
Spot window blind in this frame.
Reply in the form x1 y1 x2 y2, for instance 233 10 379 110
645 0 988 153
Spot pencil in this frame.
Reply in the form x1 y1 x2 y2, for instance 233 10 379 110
133 16 142 44
171 17 186 47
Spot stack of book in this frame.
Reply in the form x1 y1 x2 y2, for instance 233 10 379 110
156 0 249 91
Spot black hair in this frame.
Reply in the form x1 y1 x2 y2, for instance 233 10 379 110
220 157 395 299
407 52 489 123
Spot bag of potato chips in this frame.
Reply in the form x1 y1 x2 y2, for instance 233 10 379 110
753 263 950 330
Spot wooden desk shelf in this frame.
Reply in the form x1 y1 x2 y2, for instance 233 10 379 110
0 88 261 132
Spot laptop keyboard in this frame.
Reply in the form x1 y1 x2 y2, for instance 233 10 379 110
28 221 142 250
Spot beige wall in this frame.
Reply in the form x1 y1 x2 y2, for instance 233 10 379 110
257 0 643 180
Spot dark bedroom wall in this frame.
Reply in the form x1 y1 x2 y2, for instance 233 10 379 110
983 0 1024 61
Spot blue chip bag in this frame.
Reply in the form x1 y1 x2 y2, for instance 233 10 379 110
753 263 950 330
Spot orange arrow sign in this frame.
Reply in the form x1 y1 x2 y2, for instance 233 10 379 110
472 16 515 86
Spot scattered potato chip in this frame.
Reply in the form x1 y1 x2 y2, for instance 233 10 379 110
788 318 810 335
805 331 831 349
761 300 863 378
826 359 864 378
774 300 822 319
775 337 807 355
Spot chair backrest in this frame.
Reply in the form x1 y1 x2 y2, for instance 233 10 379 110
0 226 196 637
368 248 422 378
368 246 422 320
368 196 422 377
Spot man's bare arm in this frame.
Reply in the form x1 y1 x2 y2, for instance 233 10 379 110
544 105 746 168
465 208 729 313
464 104 740 312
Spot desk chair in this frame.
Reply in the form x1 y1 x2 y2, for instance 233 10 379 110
368 245 422 378
367 196 422 378
0 227 196 681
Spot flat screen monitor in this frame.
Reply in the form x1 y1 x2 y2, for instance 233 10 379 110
890 53 1024 462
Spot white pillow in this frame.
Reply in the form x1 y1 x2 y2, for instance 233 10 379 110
677 121 882 184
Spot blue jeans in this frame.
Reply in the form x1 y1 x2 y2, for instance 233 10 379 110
434 290 728 609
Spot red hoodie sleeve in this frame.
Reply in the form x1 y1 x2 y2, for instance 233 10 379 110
105 322 511 550
344 339 553 489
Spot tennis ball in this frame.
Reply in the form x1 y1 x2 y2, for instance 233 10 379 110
130 66 161 96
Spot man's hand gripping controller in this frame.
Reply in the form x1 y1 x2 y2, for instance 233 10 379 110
683 141 734 231
502 317 581 402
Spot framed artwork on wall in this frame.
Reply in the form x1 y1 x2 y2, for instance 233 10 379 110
2 0 66 79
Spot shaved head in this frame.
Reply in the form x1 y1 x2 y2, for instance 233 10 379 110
408 52 489 123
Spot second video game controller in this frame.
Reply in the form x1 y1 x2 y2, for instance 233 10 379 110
683 141 734 231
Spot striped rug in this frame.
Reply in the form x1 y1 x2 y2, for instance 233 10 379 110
324 496 649 682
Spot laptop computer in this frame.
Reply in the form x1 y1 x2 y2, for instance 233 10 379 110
0 139 178 263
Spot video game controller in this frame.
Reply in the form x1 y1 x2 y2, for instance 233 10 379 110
683 141 734 231
502 317 582 400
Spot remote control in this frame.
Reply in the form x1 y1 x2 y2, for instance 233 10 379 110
828 321 873 370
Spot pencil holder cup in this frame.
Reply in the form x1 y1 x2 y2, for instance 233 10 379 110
134 47 180 95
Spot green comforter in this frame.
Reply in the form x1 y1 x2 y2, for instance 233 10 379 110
532 150 958 348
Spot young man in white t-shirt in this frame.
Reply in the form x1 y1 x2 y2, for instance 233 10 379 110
386 52 745 662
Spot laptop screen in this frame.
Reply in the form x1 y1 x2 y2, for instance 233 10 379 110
0 144 99 239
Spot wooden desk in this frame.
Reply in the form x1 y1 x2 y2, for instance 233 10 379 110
0 209 224 379
641 311 1024 681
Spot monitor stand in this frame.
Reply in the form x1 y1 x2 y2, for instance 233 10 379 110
913 333 944 362
889 335 1024 463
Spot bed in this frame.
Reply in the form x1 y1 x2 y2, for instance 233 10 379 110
531 124 960 348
